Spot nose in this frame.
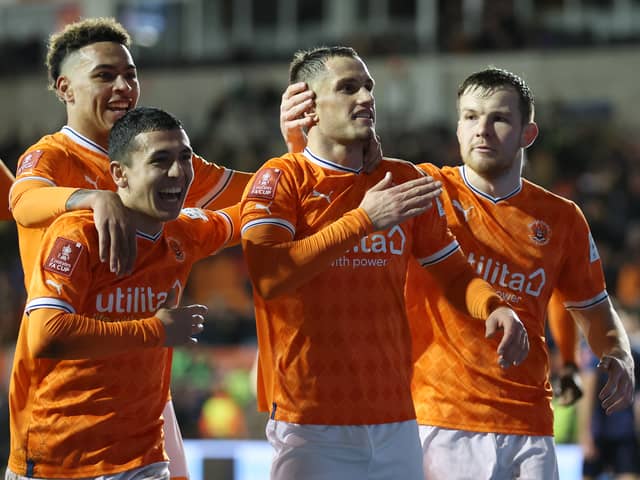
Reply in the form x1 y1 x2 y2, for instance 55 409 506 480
358 87 374 105
113 75 133 92
168 159 184 178
475 116 491 137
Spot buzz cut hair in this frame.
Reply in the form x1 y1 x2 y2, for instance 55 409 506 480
46 17 131 91
457 67 535 124
289 45 359 85
108 107 184 166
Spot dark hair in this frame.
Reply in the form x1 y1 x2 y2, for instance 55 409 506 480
289 45 359 84
46 17 131 91
457 67 535 124
109 107 184 165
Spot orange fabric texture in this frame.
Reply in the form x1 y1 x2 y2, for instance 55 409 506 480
408 164 607 436
547 291 578 364
8 208 231 478
10 127 250 289
241 151 499 425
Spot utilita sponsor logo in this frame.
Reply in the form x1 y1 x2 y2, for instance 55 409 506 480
351 225 406 255
467 252 545 297
96 287 168 313
333 225 406 268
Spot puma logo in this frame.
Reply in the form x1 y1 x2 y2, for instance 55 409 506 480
46 279 63 295
253 202 272 215
312 190 333 203
84 175 98 189
452 200 473 221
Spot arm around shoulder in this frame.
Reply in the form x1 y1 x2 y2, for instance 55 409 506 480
10 179 79 227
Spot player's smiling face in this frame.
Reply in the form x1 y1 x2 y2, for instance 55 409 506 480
311 55 376 145
456 86 529 178
119 129 194 232
58 41 139 148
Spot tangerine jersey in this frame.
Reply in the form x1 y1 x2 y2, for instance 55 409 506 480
407 164 607 436
8 207 232 478
241 150 504 426
10 126 250 287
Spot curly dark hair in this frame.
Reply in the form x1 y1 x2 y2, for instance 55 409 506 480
46 17 131 91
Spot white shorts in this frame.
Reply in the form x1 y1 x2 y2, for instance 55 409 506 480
5 462 169 480
266 419 423 480
418 425 559 480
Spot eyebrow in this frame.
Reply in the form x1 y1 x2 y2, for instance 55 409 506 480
91 63 137 72
335 76 374 88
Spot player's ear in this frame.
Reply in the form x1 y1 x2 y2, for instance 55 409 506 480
110 161 128 188
56 75 73 104
521 122 538 149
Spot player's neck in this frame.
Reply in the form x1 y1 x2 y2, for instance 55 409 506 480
123 206 164 237
66 118 109 150
464 157 522 197
306 136 364 171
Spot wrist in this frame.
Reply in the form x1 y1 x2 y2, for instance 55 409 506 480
66 188 105 210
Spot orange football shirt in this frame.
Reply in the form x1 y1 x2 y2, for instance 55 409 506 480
8 207 232 478
240 150 500 425
408 164 607 436
10 126 250 288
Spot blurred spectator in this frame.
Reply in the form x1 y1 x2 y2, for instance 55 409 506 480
578 309 640 480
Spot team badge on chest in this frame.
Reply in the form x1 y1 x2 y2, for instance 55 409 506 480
528 220 551 245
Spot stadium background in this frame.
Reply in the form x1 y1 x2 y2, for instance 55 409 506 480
0 0 639 478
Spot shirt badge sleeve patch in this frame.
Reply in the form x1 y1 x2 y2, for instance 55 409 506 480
16 149 44 176
247 167 282 201
44 237 85 277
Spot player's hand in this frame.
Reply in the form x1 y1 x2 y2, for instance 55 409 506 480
553 362 583 406
156 288 207 346
362 133 383 174
280 82 315 153
485 306 529 368
359 172 442 231
597 352 635 414
91 190 137 276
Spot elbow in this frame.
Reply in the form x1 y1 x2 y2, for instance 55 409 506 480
249 270 288 299
28 317 64 359
29 336 61 359
253 279 283 300
10 204 35 227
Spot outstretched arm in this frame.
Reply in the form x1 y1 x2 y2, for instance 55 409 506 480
27 300 206 360
424 253 529 368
